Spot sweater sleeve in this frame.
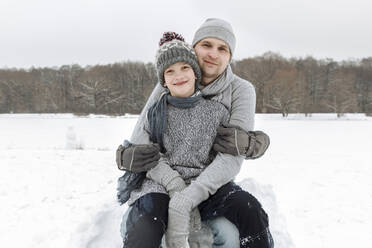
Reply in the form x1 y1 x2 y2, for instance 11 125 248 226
130 84 165 144
182 80 256 207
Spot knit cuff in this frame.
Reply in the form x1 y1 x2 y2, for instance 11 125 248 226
146 160 180 186
167 176 187 197
170 191 194 213
181 181 210 208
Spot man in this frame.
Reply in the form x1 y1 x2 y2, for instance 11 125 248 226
117 18 272 248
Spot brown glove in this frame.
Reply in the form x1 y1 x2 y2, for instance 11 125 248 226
213 127 270 160
116 140 160 172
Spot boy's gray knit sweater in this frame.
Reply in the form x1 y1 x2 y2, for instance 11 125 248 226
127 65 256 208
129 98 229 204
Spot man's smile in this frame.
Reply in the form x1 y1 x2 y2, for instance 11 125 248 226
204 59 218 66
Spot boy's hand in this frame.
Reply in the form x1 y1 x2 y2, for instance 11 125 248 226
146 158 187 197
166 192 194 248
189 208 202 231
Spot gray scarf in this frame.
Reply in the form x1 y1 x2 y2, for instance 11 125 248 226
147 91 202 152
199 65 234 111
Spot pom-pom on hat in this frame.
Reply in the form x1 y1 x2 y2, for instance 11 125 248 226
155 32 202 87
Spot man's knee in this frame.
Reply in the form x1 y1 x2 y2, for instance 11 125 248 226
225 191 269 238
207 217 239 248
233 191 268 222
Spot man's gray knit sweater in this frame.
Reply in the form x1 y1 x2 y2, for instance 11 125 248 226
129 98 229 204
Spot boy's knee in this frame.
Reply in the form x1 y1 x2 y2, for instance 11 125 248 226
122 193 169 247
124 215 166 248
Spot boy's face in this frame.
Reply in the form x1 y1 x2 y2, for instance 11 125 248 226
194 38 231 85
164 62 196 98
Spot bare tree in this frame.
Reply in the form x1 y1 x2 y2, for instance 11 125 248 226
233 52 283 112
265 68 300 117
78 78 124 113
323 69 358 117
0 68 33 113
354 58 372 114
1 53 372 115
58 64 84 112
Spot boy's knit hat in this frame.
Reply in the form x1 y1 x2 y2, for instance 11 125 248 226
155 32 202 87
192 18 236 56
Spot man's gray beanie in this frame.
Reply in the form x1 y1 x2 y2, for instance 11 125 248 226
192 18 236 56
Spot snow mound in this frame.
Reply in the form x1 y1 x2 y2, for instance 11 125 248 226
77 179 294 248
71 201 126 248
238 178 295 248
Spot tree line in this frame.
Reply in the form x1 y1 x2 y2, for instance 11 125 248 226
1 52 372 116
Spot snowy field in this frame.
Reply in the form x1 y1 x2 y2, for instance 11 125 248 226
1 113 371 248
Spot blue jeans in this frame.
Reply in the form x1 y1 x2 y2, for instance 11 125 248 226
120 206 239 248
207 217 240 248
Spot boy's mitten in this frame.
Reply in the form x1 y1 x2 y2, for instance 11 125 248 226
188 223 214 248
189 208 202 232
166 191 194 248
146 158 187 197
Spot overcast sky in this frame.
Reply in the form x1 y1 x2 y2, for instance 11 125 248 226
1 0 371 69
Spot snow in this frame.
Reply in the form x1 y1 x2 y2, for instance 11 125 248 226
1 113 371 248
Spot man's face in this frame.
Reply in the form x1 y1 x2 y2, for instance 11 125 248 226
194 38 231 85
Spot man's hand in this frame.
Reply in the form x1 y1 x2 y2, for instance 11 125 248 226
213 127 270 159
116 140 160 172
